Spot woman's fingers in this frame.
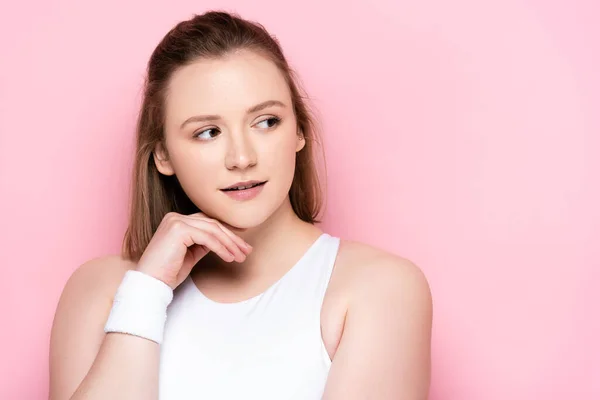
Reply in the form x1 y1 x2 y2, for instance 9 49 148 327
185 213 252 256
182 216 248 262
187 229 236 263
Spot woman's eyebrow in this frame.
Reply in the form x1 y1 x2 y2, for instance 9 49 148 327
179 100 286 129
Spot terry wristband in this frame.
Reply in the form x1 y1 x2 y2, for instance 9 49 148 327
104 270 174 344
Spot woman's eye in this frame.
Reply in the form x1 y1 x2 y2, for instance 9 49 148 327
255 117 281 129
194 128 220 140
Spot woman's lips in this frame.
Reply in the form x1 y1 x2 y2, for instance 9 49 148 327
222 180 265 190
220 181 266 201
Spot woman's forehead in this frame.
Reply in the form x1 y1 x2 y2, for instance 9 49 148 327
166 51 290 114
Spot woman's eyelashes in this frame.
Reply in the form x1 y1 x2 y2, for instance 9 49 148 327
192 116 282 141
193 127 220 140
255 116 281 129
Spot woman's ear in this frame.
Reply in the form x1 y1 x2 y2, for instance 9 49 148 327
296 129 306 153
153 142 175 176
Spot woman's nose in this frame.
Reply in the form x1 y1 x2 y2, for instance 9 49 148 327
224 132 257 170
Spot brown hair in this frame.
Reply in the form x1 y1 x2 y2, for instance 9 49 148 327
121 10 325 261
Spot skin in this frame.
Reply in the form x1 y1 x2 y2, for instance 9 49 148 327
49 49 432 399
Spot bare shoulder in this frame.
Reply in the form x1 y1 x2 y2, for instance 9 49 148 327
60 254 136 304
49 254 136 399
322 243 432 397
51 253 137 340
335 239 432 307
51 253 136 340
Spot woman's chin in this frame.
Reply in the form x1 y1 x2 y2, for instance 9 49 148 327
215 209 271 231
200 192 288 232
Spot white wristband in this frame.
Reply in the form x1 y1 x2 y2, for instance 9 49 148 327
104 270 174 344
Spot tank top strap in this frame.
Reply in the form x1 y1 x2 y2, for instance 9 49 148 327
299 233 341 306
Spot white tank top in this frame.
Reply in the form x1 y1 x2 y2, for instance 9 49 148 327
158 233 341 400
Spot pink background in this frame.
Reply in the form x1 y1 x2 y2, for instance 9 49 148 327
1 0 598 398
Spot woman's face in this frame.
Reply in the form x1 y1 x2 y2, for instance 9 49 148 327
155 49 305 229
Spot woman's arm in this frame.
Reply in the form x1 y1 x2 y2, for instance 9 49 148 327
49 256 160 400
49 211 250 400
322 255 433 399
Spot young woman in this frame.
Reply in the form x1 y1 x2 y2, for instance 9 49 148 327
49 10 432 400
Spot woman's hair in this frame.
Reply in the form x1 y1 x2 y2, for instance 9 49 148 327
121 10 325 261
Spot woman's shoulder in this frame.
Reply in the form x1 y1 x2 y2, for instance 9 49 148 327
50 255 138 398
334 238 431 304
60 254 137 306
